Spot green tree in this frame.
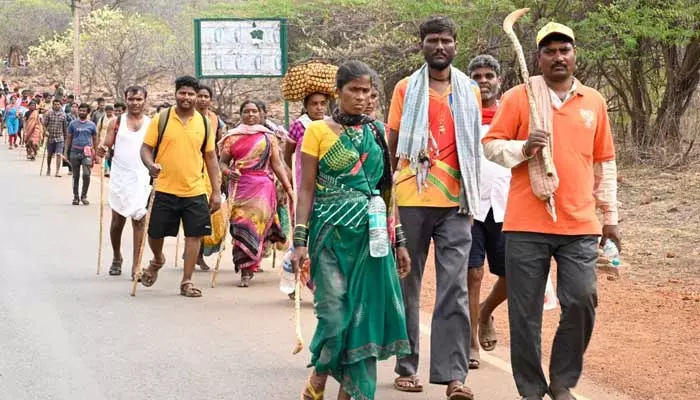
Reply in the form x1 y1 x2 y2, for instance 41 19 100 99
80 7 177 98
27 33 73 83
579 0 700 152
29 7 178 98
0 0 71 66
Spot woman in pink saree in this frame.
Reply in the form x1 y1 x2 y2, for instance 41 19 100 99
218 100 293 287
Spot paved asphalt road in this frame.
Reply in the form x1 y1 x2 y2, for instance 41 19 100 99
0 146 626 400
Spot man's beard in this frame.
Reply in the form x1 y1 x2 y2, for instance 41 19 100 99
177 100 193 110
128 107 143 116
426 57 453 71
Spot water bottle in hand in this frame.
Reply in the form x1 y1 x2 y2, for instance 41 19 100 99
602 239 621 268
368 191 389 258
279 248 296 295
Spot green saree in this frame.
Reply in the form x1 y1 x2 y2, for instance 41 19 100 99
307 120 410 400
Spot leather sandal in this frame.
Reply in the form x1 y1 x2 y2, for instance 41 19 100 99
180 280 202 298
108 258 123 276
140 256 165 287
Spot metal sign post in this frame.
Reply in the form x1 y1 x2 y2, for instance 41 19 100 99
194 18 289 127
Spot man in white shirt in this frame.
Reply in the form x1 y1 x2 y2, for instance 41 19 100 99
466 55 509 369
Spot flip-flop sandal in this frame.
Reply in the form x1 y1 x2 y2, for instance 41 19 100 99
469 357 480 370
394 375 424 392
447 384 475 400
479 315 498 352
140 257 165 287
180 280 202 298
300 378 325 400
108 259 123 276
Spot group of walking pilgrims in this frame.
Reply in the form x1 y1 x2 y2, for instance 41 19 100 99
22 14 622 400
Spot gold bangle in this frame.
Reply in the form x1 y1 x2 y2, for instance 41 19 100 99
295 224 308 229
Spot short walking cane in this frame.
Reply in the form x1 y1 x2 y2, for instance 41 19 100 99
131 185 157 297
97 159 105 275
211 172 238 288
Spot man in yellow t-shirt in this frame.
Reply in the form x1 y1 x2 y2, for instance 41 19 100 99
139 75 222 298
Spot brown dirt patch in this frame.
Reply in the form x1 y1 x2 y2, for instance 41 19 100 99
420 165 700 400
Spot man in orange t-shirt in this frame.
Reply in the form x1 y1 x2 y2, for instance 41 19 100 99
483 23 621 400
387 16 481 399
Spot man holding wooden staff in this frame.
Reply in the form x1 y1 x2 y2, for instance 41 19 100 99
96 86 151 279
483 23 621 400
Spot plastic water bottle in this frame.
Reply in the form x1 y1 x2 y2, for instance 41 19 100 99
279 248 296 295
543 273 558 311
602 239 621 268
368 191 389 258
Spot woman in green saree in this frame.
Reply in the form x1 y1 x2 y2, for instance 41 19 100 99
292 60 412 400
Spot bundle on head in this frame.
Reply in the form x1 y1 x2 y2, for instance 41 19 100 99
282 59 338 102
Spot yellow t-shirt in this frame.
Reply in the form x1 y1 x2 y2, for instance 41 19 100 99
143 108 216 197
300 120 339 160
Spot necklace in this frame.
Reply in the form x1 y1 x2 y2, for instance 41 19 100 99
332 108 373 127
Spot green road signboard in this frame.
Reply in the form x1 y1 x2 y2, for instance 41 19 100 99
194 18 288 79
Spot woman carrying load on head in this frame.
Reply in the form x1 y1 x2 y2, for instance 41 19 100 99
279 61 336 298
293 60 411 400
218 100 293 288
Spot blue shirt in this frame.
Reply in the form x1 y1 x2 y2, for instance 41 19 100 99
68 119 97 150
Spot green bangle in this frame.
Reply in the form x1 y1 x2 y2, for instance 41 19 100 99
293 224 309 248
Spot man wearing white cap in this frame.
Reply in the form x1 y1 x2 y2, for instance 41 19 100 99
482 22 621 400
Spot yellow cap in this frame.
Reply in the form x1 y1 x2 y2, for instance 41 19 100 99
536 22 575 46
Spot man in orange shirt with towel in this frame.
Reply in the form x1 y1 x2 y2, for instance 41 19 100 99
483 23 621 400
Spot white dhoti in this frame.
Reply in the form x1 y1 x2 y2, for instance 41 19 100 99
108 115 152 220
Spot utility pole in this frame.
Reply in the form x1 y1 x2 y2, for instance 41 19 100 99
72 0 81 97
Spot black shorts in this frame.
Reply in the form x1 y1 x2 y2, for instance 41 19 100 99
148 192 211 239
468 208 506 277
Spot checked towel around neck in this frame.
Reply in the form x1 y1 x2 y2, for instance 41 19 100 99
396 64 481 216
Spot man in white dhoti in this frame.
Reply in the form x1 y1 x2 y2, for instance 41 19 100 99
96 86 151 278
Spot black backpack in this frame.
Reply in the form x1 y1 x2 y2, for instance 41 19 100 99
152 106 210 167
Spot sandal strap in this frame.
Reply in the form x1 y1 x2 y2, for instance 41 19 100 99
304 381 324 400
396 375 420 384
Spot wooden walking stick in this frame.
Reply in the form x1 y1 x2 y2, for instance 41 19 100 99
131 185 157 297
174 227 181 268
211 171 238 288
503 8 555 177
97 158 105 275
292 269 305 354
38 138 47 175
